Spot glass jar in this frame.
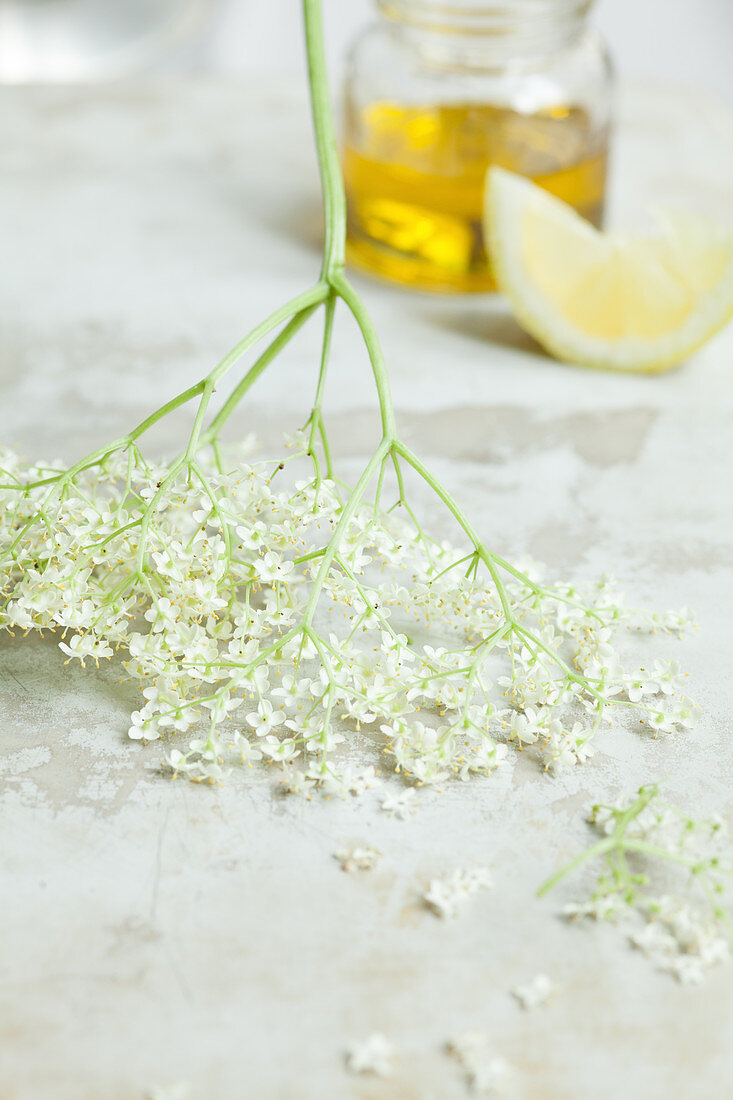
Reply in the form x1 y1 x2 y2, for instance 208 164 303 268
342 0 613 293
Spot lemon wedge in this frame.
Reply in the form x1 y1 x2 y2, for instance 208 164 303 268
484 166 733 372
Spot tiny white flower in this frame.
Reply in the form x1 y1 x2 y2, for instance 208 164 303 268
58 633 113 664
511 973 556 1010
508 708 541 745
334 845 381 873
424 866 493 919
260 735 299 763
344 1033 394 1077
246 699 282 738
254 551 294 584
662 954 705 985
279 765 309 793
339 766 382 796
447 1033 513 1096
235 736 263 766
128 711 159 742
165 748 196 775
626 669 659 703
381 788 419 820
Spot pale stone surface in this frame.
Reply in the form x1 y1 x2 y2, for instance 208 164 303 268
1 80 732 1100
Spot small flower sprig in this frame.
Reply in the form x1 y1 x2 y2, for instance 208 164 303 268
539 783 732 983
0 0 697 797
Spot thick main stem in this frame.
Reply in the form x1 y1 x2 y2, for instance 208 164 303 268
303 0 347 279
302 0 398 443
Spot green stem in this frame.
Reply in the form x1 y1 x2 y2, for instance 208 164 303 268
537 835 617 897
127 382 206 444
393 441 515 622
202 304 319 446
305 290 337 479
314 292 336 414
302 438 391 627
303 0 347 279
332 273 397 442
538 785 664 898
207 283 327 389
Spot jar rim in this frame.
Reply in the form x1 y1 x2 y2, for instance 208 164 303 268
376 0 594 34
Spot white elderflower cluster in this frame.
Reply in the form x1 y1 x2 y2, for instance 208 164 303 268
447 1033 514 1096
629 897 730 984
424 866 493 919
0 439 696 797
556 784 732 983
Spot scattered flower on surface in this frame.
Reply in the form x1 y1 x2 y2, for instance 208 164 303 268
334 845 381 872
381 788 420 819
344 1032 395 1077
511 973 557 1010
447 1033 514 1096
545 783 732 983
424 866 493 919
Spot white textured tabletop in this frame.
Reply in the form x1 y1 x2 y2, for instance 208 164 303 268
1 80 732 1100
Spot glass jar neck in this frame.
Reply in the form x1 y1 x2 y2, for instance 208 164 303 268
376 1 593 67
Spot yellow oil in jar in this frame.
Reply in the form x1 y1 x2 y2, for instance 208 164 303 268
343 100 608 293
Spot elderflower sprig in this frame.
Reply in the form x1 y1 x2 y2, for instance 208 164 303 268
0 0 697 798
539 783 732 983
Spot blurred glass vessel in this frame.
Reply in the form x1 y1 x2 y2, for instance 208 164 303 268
343 0 613 292
0 0 207 82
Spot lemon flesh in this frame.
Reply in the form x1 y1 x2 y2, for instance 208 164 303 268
484 166 733 372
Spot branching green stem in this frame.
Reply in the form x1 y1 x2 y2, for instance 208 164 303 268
537 783 662 897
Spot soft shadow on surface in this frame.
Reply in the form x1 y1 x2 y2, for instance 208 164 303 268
419 302 549 358
0 631 139 726
255 194 325 256
227 191 564 366
241 189 548 362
